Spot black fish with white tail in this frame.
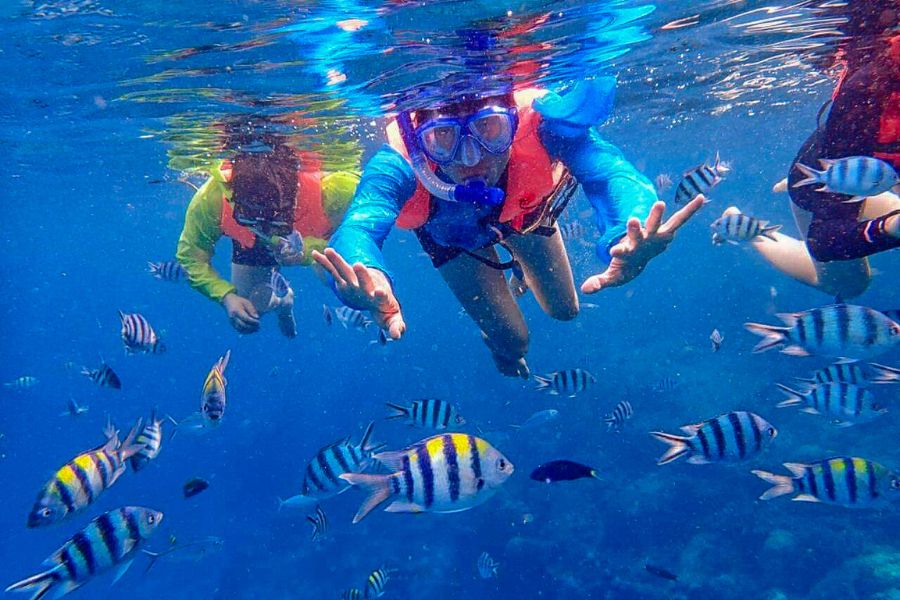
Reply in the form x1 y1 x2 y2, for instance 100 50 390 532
530 460 600 483
745 304 900 359
651 411 777 465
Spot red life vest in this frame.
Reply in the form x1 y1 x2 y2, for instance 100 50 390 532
875 35 900 167
386 89 566 231
218 158 332 250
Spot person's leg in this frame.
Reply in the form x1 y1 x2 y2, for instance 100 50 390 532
503 229 579 321
437 249 530 378
231 263 296 337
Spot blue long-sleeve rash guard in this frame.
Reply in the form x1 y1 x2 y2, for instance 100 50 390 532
328 83 658 305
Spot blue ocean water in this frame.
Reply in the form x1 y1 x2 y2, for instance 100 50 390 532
1 1 899 598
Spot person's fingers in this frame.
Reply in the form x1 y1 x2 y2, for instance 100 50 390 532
325 248 359 287
354 263 377 297
625 217 643 245
644 201 665 235
661 194 705 233
242 302 260 320
581 272 611 294
386 312 406 340
311 250 344 285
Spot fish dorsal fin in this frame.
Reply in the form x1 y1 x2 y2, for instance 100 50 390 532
792 494 821 503
833 357 858 365
679 424 702 436
775 312 798 326
783 462 807 477
218 350 231 376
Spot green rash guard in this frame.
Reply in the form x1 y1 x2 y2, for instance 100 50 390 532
176 163 360 302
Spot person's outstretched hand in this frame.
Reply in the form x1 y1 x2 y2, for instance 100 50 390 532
312 248 406 339
222 292 260 333
581 195 706 294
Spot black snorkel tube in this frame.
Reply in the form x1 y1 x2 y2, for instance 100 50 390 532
396 111 504 207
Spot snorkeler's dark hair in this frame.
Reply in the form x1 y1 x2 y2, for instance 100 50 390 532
231 143 298 226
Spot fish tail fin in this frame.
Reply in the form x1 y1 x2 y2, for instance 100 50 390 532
340 473 395 524
760 223 782 240
869 363 900 384
147 262 159 275
714 151 731 174
743 322 790 353
116 419 146 462
751 469 796 500
358 421 379 454
4 566 63 600
533 375 552 392
384 403 409 420
276 497 286 512
792 162 823 188
775 383 805 407
218 350 231 374
649 432 692 465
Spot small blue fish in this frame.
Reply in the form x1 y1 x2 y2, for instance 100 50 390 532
4 376 39 390
477 552 499 579
794 156 900 202
603 401 633 432
511 409 559 431
119 311 165 354
268 270 291 299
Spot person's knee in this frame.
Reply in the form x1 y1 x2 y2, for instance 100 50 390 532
548 300 579 321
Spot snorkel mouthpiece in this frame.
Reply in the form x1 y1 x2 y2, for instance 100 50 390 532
397 110 505 207
454 179 504 207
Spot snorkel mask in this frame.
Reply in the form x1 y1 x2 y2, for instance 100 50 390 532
397 105 516 207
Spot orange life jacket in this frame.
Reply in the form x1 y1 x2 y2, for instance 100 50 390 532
386 89 566 231
218 159 332 250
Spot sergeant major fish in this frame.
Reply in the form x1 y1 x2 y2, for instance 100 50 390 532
795 359 868 387
148 260 186 282
27 421 144 527
603 400 633 432
651 411 777 466
6 506 163 599
534 368 596 397
201 350 231 424
710 328 724 352
674 152 730 205
335 306 373 331
745 304 900 359
340 433 514 523
385 399 465 430
81 360 121 390
268 270 291 299
299 422 383 503
307 505 327 542
753 457 900 508
365 566 394 598
710 213 781 245
793 156 900 203
129 408 174 472
775 382 886 427
118 311 165 354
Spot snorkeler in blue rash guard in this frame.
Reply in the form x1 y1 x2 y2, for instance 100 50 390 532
313 78 705 377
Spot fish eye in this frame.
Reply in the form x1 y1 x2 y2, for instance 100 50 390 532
40 507 52 517
497 458 507 471
148 514 156 524
767 427 777 437
892 479 900 490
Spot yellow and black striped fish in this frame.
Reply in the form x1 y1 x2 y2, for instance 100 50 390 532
28 421 144 528
753 457 900 508
341 433 514 523
201 350 231 424
364 566 394 598
7 506 163 599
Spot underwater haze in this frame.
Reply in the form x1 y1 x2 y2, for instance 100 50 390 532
1 1 899 599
